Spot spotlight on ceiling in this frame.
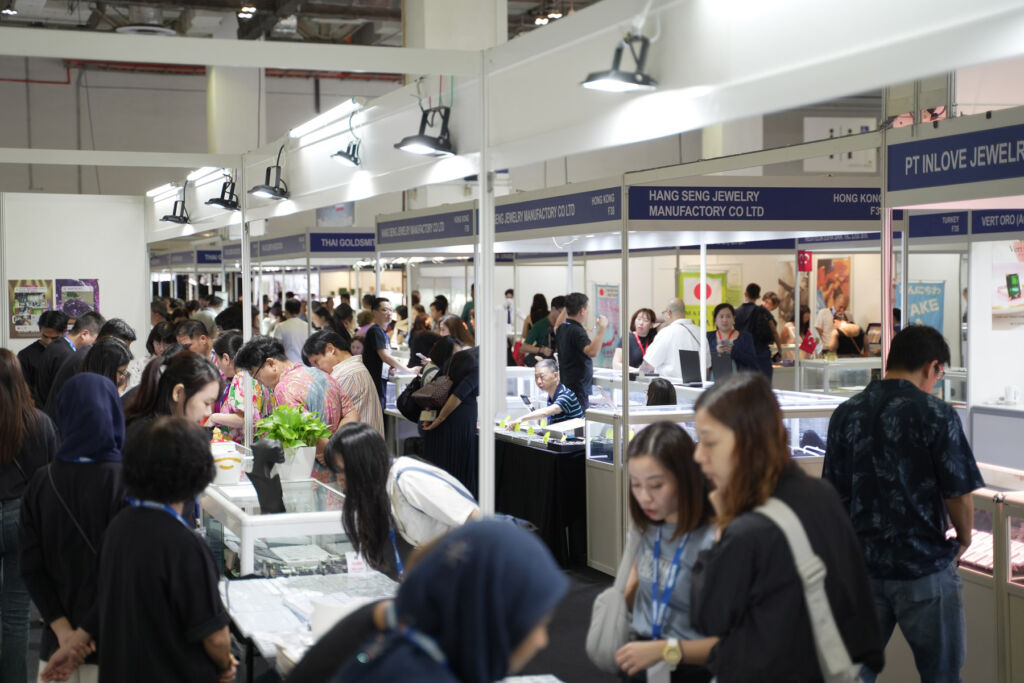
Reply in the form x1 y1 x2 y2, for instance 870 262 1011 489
248 145 290 200
581 33 657 93
205 176 240 211
394 106 454 157
331 140 361 168
160 181 190 224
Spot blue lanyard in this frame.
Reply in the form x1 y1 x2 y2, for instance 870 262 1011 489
651 527 689 639
126 497 193 531
399 625 449 671
389 527 404 579
66 336 77 352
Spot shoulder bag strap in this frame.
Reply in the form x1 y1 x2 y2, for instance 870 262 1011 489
612 525 642 592
394 466 478 509
755 497 857 679
47 464 98 557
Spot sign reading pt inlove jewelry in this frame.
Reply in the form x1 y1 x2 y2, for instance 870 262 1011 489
377 209 473 246
888 122 1024 191
629 187 880 221
495 188 620 233
309 233 376 253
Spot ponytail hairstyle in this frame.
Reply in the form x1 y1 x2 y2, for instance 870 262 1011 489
125 349 220 425
0 349 40 466
326 422 393 572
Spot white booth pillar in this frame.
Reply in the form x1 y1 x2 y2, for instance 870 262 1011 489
207 66 266 155
403 0 507 50
702 116 764 176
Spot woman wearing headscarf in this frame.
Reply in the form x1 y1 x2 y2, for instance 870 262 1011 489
334 519 569 683
19 374 127 682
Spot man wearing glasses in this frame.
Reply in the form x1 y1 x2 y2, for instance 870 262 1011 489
17 310 68 408
823 325 983 683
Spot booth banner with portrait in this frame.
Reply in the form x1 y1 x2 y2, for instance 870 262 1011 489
55 279 100 320
816 257 851 312
8 279 54 338
896 281 946 330
991 240 1024 330
593 284 621 369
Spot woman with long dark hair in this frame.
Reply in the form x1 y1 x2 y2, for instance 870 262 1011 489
521 293 549 339
326 423 479 580
81 337 133 395
0 350 57 682
422 347 479 495
406 318 435 369
437 314 475 350
332 304 355 343
125 351 222 433
690 373 883 680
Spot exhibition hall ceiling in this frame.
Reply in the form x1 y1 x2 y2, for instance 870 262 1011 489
0 0 597 46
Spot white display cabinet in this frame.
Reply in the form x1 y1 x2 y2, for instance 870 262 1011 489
201 480 350 577
799 357 881 395
583 391 844 575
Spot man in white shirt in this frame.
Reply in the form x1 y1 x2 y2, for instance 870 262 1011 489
274 298 309 363
641 298 703 378
815 293 847 345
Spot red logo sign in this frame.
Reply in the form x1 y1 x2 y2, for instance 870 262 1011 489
692 284 713 300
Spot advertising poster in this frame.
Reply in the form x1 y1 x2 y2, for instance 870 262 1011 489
896 282 946 330
55 279 100 319
593 284 621 369
8 280 54 338
777 261 811 331
816 257 851 312
679 272 734 330
991 240 1024 330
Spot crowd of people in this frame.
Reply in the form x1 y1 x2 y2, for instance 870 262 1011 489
0 278 981 682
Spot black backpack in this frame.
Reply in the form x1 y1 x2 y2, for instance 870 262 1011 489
739 304 775 347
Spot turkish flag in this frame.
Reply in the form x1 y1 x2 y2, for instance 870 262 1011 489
799 331 817 355
797 251 813 273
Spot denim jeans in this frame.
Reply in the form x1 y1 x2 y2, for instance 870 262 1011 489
862 562 965 683
0 499 30 683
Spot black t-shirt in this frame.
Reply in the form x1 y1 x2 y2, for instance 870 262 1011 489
554 319 592 408
98 506 229 683
0 409 57 501
36 337 74 407
17 341 46 407
19 460 126 662
362 324 389 400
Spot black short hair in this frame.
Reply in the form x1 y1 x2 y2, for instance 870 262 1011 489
82 338 133 384
646 378 677 406
212 330 245 360
208 294 224 307
214 304 244 332
550 295 567 311
233 335 287 374
505 288 514 297
395 305 408 319
713 302 735 320
284 298 302 316
39 310 69 331
565 293 588 316
175 319 207 340
122 416 215 503
362 293 376 307
70 311 105 335
98 318 137 344
886 325 950 373
372 297 390 311
430 295 448 315
745 283 761 300
146 321 176 355
303 329 350 361
285 291 295 299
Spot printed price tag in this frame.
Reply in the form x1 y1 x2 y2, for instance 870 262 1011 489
345 552 369 574
628 429 635 442
539 418 547 427
543 432 551 443
527 425 535 436
514 422 522 432
561 433 567 442
604 428 614 439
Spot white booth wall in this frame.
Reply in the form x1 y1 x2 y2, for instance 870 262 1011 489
1 193 148 351
907 251 965 365
969 239 1024 405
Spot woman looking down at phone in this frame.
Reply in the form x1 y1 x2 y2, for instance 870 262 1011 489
507 360 583 430
706 304 759 377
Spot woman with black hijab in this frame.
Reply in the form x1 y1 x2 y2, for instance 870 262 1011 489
19 374 127 681
333 519 569 683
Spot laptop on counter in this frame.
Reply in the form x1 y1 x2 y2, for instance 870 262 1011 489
678 350 706 387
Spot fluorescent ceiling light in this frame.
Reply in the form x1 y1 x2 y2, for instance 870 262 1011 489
289 98 363 139
395 106 454 157
581 34 658 93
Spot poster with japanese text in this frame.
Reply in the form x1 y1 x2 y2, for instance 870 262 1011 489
55 279 100 320
8 280 53 338
896 281 946 330
593 284 621 369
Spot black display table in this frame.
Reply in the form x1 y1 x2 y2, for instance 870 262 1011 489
494 437 586 566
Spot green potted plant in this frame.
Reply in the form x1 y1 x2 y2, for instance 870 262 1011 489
255 406 331 480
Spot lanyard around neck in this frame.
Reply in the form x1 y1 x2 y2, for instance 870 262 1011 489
651 526 689 639
716 329 736 342
389 527 404 579
125 497 193 531
399 624 449 670
633 332 648 355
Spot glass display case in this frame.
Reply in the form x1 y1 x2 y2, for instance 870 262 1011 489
201 480 349 577
583 390 846 575
798 357 881 395
936 366 968 405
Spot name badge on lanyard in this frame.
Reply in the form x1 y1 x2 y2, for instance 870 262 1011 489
651 528 690 640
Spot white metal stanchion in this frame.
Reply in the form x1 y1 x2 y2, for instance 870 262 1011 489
240 165 253 449
477 51 496 516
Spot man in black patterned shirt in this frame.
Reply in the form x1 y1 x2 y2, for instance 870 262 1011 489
823 325 983 683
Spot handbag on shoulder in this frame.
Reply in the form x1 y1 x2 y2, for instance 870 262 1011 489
585 526 641 674
411 376 454 410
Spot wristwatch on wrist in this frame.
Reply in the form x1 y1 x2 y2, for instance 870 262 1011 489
662 637 682 671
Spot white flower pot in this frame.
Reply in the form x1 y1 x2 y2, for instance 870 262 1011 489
278 445 317 481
